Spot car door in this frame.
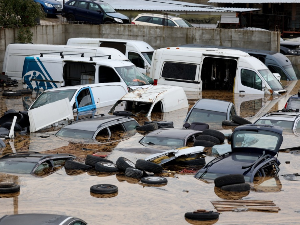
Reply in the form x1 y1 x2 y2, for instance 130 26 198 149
75 87 96 113
87 2 103 24
74 1 89 22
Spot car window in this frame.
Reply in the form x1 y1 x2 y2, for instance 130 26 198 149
287 98 300 110
162 62 197 81
255 119 294 132
173 18 193 27
187 108 227 124
77 1 88 9
76 88 92 108
148 17 163 25
268 65 287 80
259 69 283 91
141 52 153 65
99 3 116 13
128 52 145 68
56 128 95 139
295 120 300 134
98 66 121 83
136 16 151 22
166 19 177 27
241 69 262 90
0 161 36 174
95 124 126 142
67 0 76 6
123 120 139 131
89 2 100 11
140 136 184 148
34 162 51 176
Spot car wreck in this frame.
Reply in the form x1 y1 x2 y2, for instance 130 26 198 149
195 124 283 182
109 85 188 117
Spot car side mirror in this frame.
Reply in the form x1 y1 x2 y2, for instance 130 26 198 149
183 122 190 129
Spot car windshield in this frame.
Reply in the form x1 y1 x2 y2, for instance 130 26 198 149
232 130 281 151
283 65 298 80
258 69 283 91
99 3 116 13
186 109 227 124
255 119 294 132
30 89 76 109
141 52 154 65
140 136 184 149
56 128 95 139
0 160 36 174
174 18 193 27
115 66 150 86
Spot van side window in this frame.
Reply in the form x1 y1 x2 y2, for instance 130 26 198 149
241 69 262 90
268 65 287 80
77 89 92 107
136 16 150 22
128 52 145 68
98 66 121 83
162 62 197 81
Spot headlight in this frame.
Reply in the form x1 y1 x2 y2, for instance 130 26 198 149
114 18 123 23
287 49 298 55
45 3 53 8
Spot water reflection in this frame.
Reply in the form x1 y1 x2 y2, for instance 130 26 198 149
252 176 282 192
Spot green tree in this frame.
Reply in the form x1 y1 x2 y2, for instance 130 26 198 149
0 0 45 43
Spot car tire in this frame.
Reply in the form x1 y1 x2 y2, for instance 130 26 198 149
1 122 22 131
222 120 239 126
85 155 113 167
4 109 17 115
125 167 143 179
113 111 134 117
136 123 158 132
67 14 75 22
95 162 118 172
2 91 21 97
178 158 206 166
196 135 220 144
0 183 20 193
90 184 118 194
64 160 91 170
194 140 215 147
135 159 163 173
202 129 225 143
141 176 167 185
18 111 30 128
214 174 245 187
144 121 174 129
232 115 252 125
221 183 250 192
184 211 219 221
116 157 135 171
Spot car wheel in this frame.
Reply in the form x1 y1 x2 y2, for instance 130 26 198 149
64 160 92 170
135 159 163 173
194 140 215 147
116 157 135 171
221 183 250 192
0 183 20 194
90 184 118 194
140 176 167 185
85 154 112 167
184 211 219 221
232 115 252 125
67 14 75 22
125 167 143 179
202 129 225 143
95 162 118 172
222 120 239 126
214 174 245 187
196 135 220 144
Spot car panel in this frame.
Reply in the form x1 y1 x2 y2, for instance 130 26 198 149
35 0 62 15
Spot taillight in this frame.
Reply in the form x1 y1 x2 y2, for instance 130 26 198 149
284 102 288 109
131 22 135 24
153 79 157 85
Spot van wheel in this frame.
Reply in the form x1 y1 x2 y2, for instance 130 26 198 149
67 14 75 22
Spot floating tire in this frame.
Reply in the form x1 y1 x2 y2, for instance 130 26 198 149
222 120 239 126
90 184 118 194
17 89 32 95
113 111 134 117
0 183 20 194
194 140 215 147
64 160 91 170
214 174 245 187
221 183 250 192
184 211 219 221
202 129 225 143
1 122 22 131
125 167 143 179
116 157 135 171
196 135 220 144
95 162 118 172
135 159 163 173
2 91 21 97
232 115 252 125
18 111 30 128
141 176 167 185
136 123 158 132
144 121 174 129
85 154 112 167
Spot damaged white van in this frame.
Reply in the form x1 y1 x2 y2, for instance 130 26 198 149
22 54 152 90
150 47 286 95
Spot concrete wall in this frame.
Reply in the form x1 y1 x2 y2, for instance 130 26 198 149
0 24 280 72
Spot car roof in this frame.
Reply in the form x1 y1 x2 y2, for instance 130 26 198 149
0 152 74 163
258 112 300 121
145 128 201 139
193 99 232 113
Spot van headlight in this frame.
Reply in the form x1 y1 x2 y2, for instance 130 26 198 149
45 3 54 8
114 18 123 23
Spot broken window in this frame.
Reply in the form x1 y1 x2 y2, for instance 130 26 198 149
128 52 145 68
76 88 92 108
98 66 121 83
162 62 197 81
241 69 262 90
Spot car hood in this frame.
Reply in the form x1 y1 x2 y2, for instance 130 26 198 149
106 12 128 20
39 0 62 5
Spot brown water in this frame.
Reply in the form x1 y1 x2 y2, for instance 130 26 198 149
1 82 300 224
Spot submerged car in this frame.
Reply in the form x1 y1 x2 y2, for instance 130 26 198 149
284 91 300 110
195 124 283 182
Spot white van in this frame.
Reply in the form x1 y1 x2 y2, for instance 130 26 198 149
22 55 152 91
150 47 286 95
66 38 154 75
2 43 128 80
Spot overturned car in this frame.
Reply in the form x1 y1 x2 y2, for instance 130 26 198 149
195 124 283 182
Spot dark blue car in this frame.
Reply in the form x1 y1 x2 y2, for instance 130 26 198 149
63 0 129 24
35 0 63 15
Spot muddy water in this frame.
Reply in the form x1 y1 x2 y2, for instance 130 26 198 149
1 82 300 224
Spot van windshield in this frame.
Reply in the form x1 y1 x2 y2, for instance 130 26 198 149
283 65 298 80
30 89 77 109
142 52 154 65
258 69 283 91
99 3 116 13
115 66 150 86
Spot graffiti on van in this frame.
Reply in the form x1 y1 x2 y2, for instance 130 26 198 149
22 57 58 90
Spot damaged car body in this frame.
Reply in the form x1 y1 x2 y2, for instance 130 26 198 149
109 85 188 117
195 124 283 182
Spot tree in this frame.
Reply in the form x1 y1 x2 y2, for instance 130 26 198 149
0 0 45 43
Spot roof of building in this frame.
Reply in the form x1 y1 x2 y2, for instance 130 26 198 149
208 0 299 3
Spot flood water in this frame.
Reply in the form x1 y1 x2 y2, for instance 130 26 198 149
1 81 300 224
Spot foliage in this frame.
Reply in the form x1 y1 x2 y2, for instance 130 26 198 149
0 0 45 43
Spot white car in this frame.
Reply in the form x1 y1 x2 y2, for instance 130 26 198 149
131 13 193 28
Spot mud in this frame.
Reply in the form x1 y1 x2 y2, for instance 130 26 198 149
1 81 300 224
